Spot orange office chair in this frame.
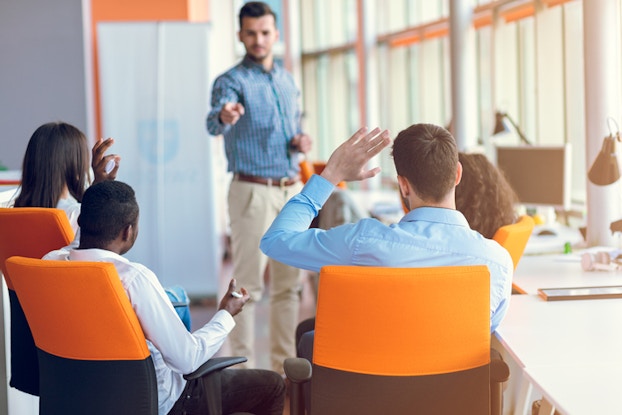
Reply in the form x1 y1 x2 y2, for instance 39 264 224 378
299 159 346 189
285 265 509 415
299 159 315 184
0 207 75 395
492 215 535 294
5 256 246 415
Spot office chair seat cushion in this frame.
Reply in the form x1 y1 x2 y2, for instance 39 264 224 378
311 363 490 415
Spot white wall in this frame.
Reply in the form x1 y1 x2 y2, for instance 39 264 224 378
0 0 91 170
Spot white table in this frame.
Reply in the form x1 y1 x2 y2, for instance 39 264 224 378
495 294 622 414
524 364 622 415
513 252 622 295
496 295 622 368
523 225 584 256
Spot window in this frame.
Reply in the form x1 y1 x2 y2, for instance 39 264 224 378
298 0 588 202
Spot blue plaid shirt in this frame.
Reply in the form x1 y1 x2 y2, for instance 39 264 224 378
206 56 302 178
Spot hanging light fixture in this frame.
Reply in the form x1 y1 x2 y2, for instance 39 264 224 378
588 118 621 186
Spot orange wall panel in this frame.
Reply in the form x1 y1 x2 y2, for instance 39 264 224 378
92 0 190 22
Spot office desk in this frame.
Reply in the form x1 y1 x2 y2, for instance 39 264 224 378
496 295 622 368
524 225 584 255
524 364 622 414
495 295 622 414
513 253 622 295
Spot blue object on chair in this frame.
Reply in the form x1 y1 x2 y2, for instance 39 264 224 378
165 285 192 331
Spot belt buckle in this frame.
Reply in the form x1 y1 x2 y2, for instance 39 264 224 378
279 177 288 188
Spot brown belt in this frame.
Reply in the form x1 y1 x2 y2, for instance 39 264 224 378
234 173 299 187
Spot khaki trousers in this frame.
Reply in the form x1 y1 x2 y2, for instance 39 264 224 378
227 179 303 374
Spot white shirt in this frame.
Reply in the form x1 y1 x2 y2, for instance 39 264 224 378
56 196 81 248
43 248 235 415
55 196 81 234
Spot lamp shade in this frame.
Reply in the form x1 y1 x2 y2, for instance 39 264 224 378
493 112 510 135
493 111 532 145
588 135 620 186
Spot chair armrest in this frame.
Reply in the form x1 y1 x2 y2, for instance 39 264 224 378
182 356 246 415
184 356 247 381
284 358 312 415
284 357 312 384
490 348 510 383
490 348 510 415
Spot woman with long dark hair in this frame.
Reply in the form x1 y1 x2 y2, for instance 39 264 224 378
13 122 192 329
13 121 118 232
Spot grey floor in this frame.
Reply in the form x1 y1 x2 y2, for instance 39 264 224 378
189 260 317 370
189 261 317 414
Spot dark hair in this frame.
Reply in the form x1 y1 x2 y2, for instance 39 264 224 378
455 152 519 238
391 123 458 202
14 122 90 208
239 1 277 29
78 181 139 246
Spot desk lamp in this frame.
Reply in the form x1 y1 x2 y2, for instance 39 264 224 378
588 119 622 233
587 133 620 186
493 111 532 145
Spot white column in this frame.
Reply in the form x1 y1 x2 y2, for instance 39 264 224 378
357 0 382 189
584 0 622 246
449 0 476 151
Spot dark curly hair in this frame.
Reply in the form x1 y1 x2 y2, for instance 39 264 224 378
455 152 519 238
78 181 139 247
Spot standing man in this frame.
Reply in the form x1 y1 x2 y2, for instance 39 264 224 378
206 1 311 373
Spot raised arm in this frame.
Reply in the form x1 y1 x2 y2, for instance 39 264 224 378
206 74 243 136
260 127 391 271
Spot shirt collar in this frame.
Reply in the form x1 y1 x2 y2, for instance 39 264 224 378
401 206 470 228
242 54 280 74
69 248 129 264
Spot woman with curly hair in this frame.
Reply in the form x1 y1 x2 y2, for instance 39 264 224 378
455 152 519 238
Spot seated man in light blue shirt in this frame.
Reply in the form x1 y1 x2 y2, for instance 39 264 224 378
260 123 514 363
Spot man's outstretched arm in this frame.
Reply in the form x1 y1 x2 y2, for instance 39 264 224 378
260 127 391 271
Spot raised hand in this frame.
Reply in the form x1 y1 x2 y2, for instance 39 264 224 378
320 127 391 186
92 137 120 183
218 278 250 317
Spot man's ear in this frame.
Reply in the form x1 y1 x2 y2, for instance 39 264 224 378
455 161 463 186
397 175 410 198
121 224 133 242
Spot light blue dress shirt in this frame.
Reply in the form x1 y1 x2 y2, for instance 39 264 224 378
260 174 514 332
206 56 301 178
